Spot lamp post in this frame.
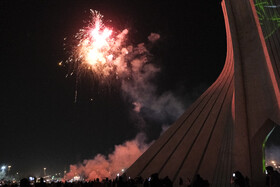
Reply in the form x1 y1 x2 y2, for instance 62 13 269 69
43 168 47 176
7 166 11 176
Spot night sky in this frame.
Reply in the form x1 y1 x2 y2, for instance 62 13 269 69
1 0 278 177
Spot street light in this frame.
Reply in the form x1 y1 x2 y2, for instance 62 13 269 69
1 166 6 171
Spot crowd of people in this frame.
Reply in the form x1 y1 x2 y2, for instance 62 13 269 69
1 166 280 187
1 173 207 187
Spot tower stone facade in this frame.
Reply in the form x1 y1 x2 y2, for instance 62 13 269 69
126 0 280 186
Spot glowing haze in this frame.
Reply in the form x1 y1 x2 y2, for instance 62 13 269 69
63 10 184 181
64 134 150 181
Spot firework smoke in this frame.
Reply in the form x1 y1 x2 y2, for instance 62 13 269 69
64 133 149 181
63 11 184 180
120 40 184 125
148 33 160 43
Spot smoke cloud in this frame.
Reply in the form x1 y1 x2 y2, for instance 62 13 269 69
0 171 6 180
65 133 149 181
120 33 184 125
65 31 185 180
148 33 160 43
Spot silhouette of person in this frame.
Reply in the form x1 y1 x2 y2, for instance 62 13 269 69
37 177 47 187
143 178 149 187
266 166 280 187
122 172 128 182
179 177 183 186
20 178 30 187
117 176 126 187
231 171 247 187
150 173 162 187
190 174 209 187
163 176 173 187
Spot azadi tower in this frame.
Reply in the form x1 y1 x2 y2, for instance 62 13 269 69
126 0 280 186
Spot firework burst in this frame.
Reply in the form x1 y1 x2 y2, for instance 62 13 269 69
63 9 161 107
66 10 129 81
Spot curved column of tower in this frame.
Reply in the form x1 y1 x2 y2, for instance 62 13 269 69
126 1 234 185
126 0 280 186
